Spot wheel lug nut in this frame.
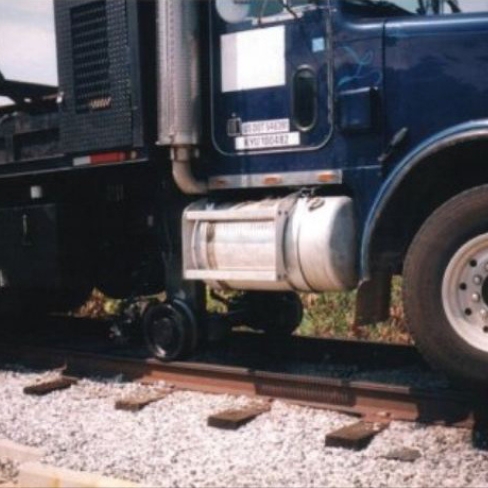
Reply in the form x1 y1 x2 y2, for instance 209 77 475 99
481 309 487 319
474 276 483 285
472 293 481 302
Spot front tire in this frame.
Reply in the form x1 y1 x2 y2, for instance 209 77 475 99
404 185 488 385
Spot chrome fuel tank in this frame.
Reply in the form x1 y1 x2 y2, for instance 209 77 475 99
183 195 357 292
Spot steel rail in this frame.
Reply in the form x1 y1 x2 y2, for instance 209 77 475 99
0 343 482 429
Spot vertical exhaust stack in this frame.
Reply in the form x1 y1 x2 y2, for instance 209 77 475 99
157 0 207 194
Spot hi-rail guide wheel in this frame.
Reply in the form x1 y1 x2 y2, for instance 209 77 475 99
142 298 199 361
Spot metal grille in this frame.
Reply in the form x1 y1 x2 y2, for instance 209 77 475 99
55 0 146 153
70 0 111 114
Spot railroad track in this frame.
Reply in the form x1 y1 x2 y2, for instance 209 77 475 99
0 318 484 431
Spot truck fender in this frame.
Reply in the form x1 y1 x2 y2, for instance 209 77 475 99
360 119 488 280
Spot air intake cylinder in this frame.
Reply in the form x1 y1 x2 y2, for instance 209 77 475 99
157 0 201 146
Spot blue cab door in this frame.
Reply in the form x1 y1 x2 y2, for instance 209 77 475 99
210 0 332 156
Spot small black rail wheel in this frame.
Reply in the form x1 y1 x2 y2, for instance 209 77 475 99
142 299 198 361
403 185 488 386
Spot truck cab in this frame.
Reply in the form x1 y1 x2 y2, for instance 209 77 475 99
179 0 488 384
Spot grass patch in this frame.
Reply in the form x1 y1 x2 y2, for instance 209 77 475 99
77 278 412 345
297 277 411 344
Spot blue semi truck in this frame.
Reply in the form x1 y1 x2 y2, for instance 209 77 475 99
1 0 488 384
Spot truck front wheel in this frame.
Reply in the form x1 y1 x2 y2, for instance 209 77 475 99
403 185 488 385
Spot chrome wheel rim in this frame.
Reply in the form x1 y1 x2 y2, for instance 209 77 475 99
442 233 488 352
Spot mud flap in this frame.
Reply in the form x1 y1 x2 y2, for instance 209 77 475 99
354 272 392 326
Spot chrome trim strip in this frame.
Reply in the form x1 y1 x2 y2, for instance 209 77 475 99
208 169 343 190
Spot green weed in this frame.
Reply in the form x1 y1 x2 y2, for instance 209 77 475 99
79 277 411 344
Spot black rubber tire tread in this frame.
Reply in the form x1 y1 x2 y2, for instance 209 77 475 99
403 185 488 386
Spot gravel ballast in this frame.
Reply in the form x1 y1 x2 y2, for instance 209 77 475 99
0 366 486 487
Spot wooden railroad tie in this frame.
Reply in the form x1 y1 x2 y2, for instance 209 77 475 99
115 389 173 412
325 421 389 451
208 404 271 430
23 376 78 396
383 447 421 463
